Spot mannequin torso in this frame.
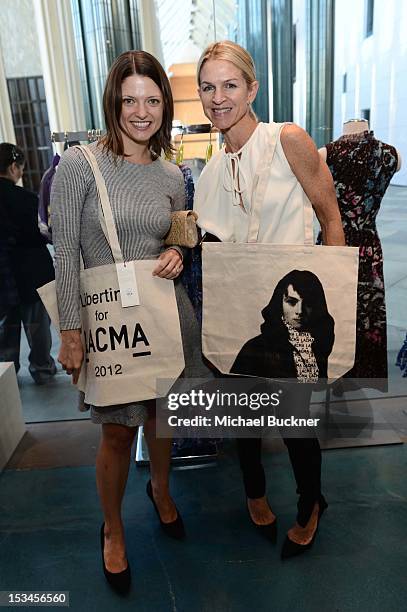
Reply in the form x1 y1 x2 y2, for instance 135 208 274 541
318 119 402 171
316 119 399 388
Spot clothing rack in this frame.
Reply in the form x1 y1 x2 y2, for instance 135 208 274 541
172 122 215 135
136 121 219 468
51 130 102 143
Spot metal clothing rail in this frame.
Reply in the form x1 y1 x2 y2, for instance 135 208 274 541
51 129 103 143
172 122 217 135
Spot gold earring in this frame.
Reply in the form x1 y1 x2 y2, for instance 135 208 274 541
205 126 213 164
176 132 184 165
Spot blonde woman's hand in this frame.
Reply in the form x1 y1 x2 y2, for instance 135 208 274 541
153 249 183 279
58 329 84 384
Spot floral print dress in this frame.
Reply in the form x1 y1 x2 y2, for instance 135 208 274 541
317 131 398 389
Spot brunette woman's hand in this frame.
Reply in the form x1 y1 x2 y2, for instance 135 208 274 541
152 248 183 279
58 329 84 384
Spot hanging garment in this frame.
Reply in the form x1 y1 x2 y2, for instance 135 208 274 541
38 153 60 243
174 164 217 460
318 131 398 390
179 164 203 323
396 334 407 377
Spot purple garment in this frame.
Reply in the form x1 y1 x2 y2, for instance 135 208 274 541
38 153 60 243
179 163 203 323
396 334 407 377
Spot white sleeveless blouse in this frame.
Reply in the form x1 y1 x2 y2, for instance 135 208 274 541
194 122 312 244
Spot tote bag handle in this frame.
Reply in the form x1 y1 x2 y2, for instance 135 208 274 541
247 123 314 246
74 145 124 265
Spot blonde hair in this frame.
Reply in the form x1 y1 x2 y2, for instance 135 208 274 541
197 41 257 119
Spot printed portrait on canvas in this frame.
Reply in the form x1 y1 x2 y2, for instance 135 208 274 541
230 270 335 381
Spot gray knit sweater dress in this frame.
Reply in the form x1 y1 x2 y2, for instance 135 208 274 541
51 142 209 426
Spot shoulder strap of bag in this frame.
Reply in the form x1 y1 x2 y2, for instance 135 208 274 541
75 145 124 264
246 123 314 245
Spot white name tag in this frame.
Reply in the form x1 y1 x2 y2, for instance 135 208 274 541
116 262 140 307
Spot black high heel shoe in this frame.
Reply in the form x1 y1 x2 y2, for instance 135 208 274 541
281 495 328 560
100 523 131 595
247 498 277 544
146 480 185 540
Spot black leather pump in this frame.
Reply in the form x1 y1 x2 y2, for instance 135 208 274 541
146 480 186 540
281 495 328 560
247 499 277 544
100 523 131 595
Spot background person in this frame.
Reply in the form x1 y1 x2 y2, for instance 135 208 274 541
51 50 209 594
0 143 56 384
194 41 345 559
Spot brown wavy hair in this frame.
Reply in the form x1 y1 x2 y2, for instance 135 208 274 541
102 50 174 159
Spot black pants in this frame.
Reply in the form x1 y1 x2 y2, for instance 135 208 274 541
237 436 321 501
236 383 322 518
0 300 56 383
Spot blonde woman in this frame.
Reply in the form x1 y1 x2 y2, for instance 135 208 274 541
194 41 344 558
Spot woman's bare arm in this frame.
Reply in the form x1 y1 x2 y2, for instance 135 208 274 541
280 124 345 246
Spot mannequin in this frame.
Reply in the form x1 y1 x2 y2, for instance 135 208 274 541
317 119 401 390
319 119 402 171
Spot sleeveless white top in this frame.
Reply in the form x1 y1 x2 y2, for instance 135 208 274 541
194 122 312 244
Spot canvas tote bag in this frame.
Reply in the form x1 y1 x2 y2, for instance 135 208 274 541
38 146 185 406
202 131 359 383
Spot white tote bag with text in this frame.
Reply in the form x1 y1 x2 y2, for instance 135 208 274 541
38 146 185 406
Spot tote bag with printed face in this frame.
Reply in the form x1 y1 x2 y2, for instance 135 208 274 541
201 129 359 384
38 146 185 407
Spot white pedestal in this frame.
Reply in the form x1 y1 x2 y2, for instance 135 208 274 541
0 363 26 471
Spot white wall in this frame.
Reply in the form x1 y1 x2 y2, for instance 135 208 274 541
334 0 407 185
0 0 42 78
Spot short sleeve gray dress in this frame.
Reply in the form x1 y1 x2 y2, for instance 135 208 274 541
51 142 210 426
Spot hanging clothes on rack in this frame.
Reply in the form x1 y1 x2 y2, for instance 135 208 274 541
38 153 60 243
170 129 219 463
396 334 407 377
179 163 203 323
38 131 102 243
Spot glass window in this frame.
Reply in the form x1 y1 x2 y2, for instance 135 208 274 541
7 76 51 193
28 78 38 100
37 78 45 100
361 108 371 124
365 0 374 37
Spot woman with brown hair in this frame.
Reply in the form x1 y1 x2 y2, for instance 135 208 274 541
51 51 207 593
195 41 344 559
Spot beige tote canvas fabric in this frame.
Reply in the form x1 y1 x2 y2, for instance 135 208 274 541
201 127 359 383
38 146 184 406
